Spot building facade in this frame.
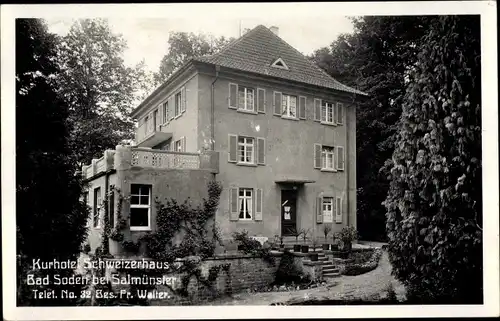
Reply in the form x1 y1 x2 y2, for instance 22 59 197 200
83 25 366 253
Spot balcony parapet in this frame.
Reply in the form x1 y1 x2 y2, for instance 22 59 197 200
82 146 219 180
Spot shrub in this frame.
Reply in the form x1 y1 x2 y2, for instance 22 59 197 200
343 248 382 276
273 251 310 286
232 230 275 266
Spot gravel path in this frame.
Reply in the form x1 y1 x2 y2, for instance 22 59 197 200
205 250 406 306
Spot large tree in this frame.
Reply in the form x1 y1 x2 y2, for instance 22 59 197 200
384 15 482 303
310 17 431 241
155 31 233 84
56 19 143 165
16 19 88 306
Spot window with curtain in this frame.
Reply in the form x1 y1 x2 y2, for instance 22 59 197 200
321 146 335 170
238 86 255 111
238 188 253 220
282 94 297 118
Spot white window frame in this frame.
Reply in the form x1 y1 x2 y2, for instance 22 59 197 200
322 197 334 223
237 86 255 112
129 184 151 231
321 146 335 170
237 136 255 164
175 91 182 117
238 188 253 220
321 101 335 124
281 94 297 118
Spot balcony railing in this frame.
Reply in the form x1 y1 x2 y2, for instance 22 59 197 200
82 146 219 180
131 148 201 169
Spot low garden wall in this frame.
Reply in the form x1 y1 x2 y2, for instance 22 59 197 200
96 252 283 305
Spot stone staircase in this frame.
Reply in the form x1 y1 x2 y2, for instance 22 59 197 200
300 248 341 279
317 250 341 278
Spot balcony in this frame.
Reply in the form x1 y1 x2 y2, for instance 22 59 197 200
82 146 219 180
135 118 172 148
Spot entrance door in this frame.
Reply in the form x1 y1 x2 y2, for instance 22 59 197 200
281 189 297 236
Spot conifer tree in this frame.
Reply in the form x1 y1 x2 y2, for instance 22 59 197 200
384 16 482 303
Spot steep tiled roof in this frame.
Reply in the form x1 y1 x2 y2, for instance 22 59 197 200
194 25 367 96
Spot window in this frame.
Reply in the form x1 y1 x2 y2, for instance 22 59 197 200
162 101 168 123
322 146 335 170
321 101 334 123
322 197 334 223
175 92 182 117
238 86 255 111
238 188 253 220
130 184 151 230
238 137 254 164
174 139 182 152
271 58 289 70
282 94 297 118
93 187 101 228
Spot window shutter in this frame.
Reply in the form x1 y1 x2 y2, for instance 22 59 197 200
229 83 238 109
334 103 339 124
257 88 266 113
169 95 175 120
254 188 263 221
336 146 345 170
337 103 344 125
273 91 282 115
335 196 342 223
299 96 306 120
181 86 186 113
229 188 239 221
163 102 168 123
316 195 323 223
314 98 322 121
181 136 186 152
228 134 237 162
314 143 322 169
257 137 265 165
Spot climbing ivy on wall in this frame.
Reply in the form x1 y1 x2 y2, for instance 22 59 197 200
90 181 231 304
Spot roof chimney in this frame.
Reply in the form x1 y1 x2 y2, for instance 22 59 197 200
269 26 279 36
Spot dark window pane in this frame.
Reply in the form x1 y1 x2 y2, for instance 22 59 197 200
140 186 150 196
131 184 140 195
131 195 139 205
140 195 149 205
130 207 149 227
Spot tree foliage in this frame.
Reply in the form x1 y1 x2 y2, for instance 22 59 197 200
16 18 88 305
56 19 144 165
383 15 482 303
309 17 431 241
155 31 233 84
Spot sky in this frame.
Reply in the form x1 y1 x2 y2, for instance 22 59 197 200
46 12 354 73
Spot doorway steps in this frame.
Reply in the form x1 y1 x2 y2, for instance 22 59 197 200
299 249 342 278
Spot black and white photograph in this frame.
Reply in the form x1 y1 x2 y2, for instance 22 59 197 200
1 2 498 319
